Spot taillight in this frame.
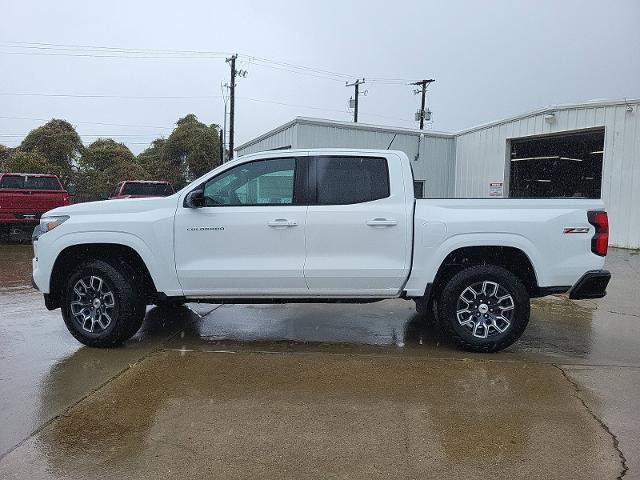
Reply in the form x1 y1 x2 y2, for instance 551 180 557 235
587 211 608 256
63 193 70 205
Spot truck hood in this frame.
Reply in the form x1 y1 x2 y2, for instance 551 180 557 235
45 195 178 217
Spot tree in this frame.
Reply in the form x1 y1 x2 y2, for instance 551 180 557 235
77 139 146 200
19 119 83 182
4 150 62 176
0 144 10 171
137 138 179 183
163 114 221 188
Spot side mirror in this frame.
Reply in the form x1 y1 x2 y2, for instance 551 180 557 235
184 188 205 208
66 185 77 196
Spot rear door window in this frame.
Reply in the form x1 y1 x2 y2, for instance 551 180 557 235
314 156 389 205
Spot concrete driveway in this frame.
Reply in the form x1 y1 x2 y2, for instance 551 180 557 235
0 243 638 479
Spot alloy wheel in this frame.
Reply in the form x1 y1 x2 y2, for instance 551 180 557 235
70 275 116 333
455 280 515 339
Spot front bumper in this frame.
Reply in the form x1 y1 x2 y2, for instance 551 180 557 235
568 270 611 300
33 272 60 310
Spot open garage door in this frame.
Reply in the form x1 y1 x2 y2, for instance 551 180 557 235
509 129 604 198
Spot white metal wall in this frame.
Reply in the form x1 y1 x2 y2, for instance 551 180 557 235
454 101 640 248
236 123 298 156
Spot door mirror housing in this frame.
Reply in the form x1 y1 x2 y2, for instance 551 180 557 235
184 188 205 208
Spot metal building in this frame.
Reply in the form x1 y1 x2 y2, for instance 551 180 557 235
236 118 456 198
236 99 640 248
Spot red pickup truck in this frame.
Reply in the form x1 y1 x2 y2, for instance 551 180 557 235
0 173 70 239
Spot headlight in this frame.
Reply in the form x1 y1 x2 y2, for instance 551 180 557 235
32 215 70 241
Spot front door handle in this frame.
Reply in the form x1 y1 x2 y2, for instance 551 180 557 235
268 218 298 228
366 218 398 227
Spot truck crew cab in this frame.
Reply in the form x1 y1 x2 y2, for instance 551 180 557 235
31 149 610 352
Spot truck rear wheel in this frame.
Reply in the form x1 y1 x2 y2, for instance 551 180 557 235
437 265 530 353
61 259 146 347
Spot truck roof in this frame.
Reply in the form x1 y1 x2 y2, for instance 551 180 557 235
0 172 60 178
238 148 407 159
120 180 171 184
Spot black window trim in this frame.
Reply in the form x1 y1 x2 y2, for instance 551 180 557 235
308 155 391 206
187 156 308 208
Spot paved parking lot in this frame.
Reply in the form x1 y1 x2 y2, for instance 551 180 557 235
0 242 639 479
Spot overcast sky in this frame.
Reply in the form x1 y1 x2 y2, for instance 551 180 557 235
1 0 639 154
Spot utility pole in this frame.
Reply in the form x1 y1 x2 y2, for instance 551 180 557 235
411 79 435 129
218 129 224 163
226 54 237 158
346 78 365 122
221 82 230 162
225 55 247 159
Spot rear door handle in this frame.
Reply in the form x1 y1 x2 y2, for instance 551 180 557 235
366 218 398 227
268 218 298 228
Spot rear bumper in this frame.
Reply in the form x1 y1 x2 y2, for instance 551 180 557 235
0 218 39 225
568 270 611 300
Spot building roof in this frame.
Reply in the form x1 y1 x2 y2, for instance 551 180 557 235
236 117 454 151
455 97 640 136
236 98 640 151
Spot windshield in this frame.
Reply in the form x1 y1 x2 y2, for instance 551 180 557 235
121 182 173 196
0 175 62 190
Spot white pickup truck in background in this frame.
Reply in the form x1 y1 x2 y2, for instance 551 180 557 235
31 149 611 352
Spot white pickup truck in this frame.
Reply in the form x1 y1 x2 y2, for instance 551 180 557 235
31 149 611 352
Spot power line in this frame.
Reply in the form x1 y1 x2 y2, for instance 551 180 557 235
0 93 413 124
0 50 226 60
0 133 167 138
1 41 229 56
0 115 172 129
1 141 157 146
1 41 417 84
0 92 222 99
0 115 173 130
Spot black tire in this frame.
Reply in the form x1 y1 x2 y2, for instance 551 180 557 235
414 296 430 315
61 259 146 347
437 265 530 353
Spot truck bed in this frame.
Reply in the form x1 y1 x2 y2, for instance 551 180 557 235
404 198 606 296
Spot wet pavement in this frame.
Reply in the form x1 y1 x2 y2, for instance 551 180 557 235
0 241 639 479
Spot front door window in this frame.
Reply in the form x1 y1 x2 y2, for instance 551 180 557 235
203 158 296 206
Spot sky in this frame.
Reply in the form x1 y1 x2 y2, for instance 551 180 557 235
1 0 639 154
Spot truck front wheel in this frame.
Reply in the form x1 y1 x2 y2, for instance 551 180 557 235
61 259 146 347
437 265 530 353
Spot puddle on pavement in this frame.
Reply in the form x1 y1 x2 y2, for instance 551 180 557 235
0 352 620 480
